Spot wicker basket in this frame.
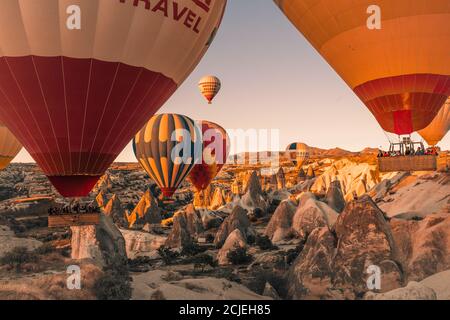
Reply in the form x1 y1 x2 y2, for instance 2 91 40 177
378 155 437 173
48 213 100 228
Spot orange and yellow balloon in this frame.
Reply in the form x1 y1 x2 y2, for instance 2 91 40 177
0 121 22 170
199 76 221 104
275 0 450 135
418 98 450 146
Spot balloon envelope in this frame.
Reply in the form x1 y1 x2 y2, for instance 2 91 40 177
418 98 450 146
275 0 450 135
133 113 201 198
188 120 230 192
199 75 221 104
286 142 310 167
0 0 227 197
0 121 22 170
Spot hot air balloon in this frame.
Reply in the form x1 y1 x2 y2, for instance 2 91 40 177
0 0 227 197
199 76 221 104
188 120 230 192
133 114 202 198
286 142 310 167
0 120 22 170
418 98 450 146
275 0 450 135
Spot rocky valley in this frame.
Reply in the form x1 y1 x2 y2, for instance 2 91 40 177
0 151 449 300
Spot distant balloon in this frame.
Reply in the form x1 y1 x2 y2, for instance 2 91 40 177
418 98 450 146
199 76 221 104
0 121 22 170
189 120 230 192
0 0 227 197
275 0 450 135
286 142 310 167
133 114 201 198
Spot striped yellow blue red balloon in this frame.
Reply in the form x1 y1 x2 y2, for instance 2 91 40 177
133 114 202 198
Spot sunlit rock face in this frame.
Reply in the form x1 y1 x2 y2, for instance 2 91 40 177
311 159 381 201
165 204 204 249
71 214 126 266
239 171 268 216
103 194 128 228
128 190 162 229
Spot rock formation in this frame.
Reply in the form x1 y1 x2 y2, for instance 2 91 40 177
231 179 241 195
419 270 450 300
214 205 253 248
103 194 127 228
311 159 382 201
120 229 166 259
276 168 286 190
390 213 450 281
263 282 281 300
288 227 337 299
95 191 108 209
306 166 315 179
129 190 162 228
292 193 338 240
217 229 247 265
240 171 268 216
0 225 42 257
364 282 436 300
132 270 271 300
324 180 345 213
269 174 278 191
94 174 113 194
287 196 403 299
378 173 450 218
297 168 306 183
71 213 127 266
193 187 212 209
265 200 297 243
332 196 403 296
198 209 223 230
165 204 204 248
209 187 225 210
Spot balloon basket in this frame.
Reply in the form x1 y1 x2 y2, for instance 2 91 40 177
378 155 437 173
48 212 100 228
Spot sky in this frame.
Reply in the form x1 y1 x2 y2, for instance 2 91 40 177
14 0 449 163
